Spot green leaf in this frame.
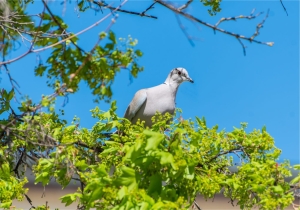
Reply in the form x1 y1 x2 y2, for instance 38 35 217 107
135 49 143 57
41 97 50 107
35 172 50 186
99 31 107 39
75 160 89 171
144 130 164 151
0 201 12 208
88 187 103 203
95 164 108 177
147 173 162 195
115 166 139 190
60 193 79 206
7 89 14 101
117 186 128 200
273 185 283 193
158 152 177 169
290 174 300 184
109 31 116 44
0 163 10 179
293 164 300 170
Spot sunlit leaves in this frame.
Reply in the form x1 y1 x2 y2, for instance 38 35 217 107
0 89 14 114
0 163 28 208
34 31 143 103
200 0 222 16
0 99 295 209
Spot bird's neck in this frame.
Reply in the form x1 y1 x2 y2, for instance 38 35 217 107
164 81 180 99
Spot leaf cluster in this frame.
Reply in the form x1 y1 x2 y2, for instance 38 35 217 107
34 32 143 102
200 0 222 16
1 99 295 209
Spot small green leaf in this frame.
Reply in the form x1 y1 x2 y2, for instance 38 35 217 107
293 164 300 170
0 201 12 208
144 130 164 151
7 89 14 101
41 97 50 107
290 174 300 184
273 185 283 193
135 49 143 57
60 193 80 206
147 173 162 195
109 31 116 44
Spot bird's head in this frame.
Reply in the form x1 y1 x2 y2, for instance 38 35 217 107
165 67 194 85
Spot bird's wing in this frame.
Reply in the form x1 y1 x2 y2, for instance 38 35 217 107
124 89 147 121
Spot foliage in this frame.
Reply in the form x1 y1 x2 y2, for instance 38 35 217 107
0 0 296 209
0 94 296 209
200 0 222 16
1 1 143 102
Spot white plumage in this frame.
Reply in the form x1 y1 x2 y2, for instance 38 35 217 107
124 67 194 127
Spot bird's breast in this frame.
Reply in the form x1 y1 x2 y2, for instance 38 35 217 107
143 92 175 116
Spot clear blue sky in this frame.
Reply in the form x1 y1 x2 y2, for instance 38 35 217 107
1 1 299 164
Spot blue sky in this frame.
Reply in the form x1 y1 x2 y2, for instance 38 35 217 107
1 1 299 164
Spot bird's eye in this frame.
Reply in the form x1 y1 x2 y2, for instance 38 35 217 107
178 71 182 75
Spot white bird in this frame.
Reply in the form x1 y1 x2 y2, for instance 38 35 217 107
124 67 194 127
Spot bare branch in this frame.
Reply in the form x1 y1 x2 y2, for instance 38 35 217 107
156 0 274 48
193 200 202 210
140 2 157 17
0 4 46 65
280 0 288 16
178 0 193 11
214 9 262 27
93 1 157 19
250 9 270 41
175 14 195 46
2 64 22 95
237 38 246 56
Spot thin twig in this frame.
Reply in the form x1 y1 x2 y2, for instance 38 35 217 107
156 1 274 47
280 0 288 16
214 9 262 27
237 38 246 56
250 9 269 41
210 149 243 162
175 14 195 46
4 64 21 94
41 0 86 53
178 0 193 11
140 2 157 16
93 1 157 19
0 0 128 66
193 200 202 210
70 15 119 81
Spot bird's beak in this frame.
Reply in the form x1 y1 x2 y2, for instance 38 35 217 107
188 77 194 83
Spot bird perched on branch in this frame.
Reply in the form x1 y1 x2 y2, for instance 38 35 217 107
124 67 194 127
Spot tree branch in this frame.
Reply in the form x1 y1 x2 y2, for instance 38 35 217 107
0 0 128 66
70 15 119 81
156 0 274 48
175 14 195 46
140 2 157 17
41 0 86 53
178 0 193 11
280 0 288 16
93 1 157 19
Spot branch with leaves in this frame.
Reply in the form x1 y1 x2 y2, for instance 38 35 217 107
0 95 296 209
